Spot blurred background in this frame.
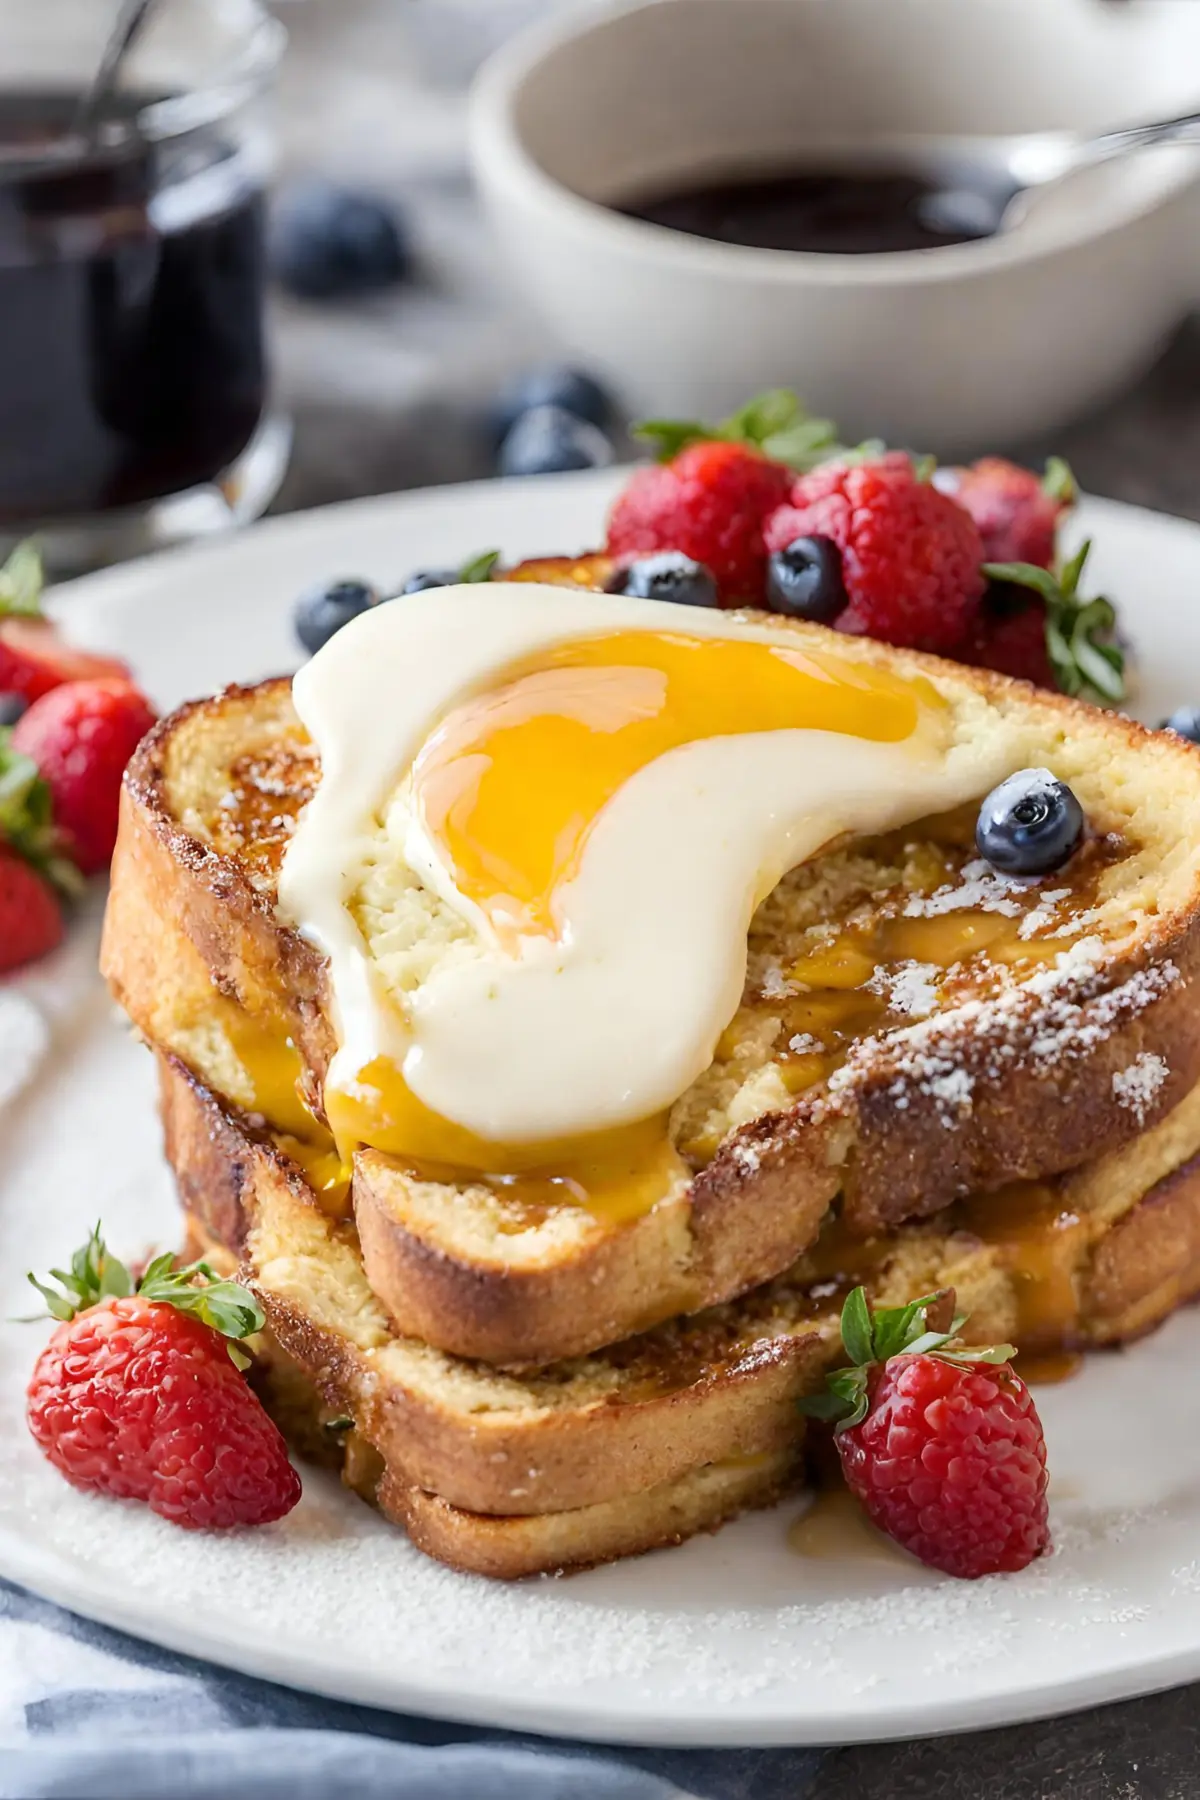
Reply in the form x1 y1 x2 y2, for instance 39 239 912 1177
1 0 1199 569
267 0 1200 521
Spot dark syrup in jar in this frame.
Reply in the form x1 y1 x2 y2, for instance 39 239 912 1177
617 168 1001 256
0 89 267 522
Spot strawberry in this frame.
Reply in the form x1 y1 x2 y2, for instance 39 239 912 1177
0 848 63 973
941 456 1075 570
0 543 130 705
607 391 844 603
26 1226 301 1530
12 678 156 874
0 731 77 971
801 1287 1049 1579
764 452 986 652
960 588 1057 689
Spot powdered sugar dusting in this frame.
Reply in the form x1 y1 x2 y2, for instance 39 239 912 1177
0 1438 1185 1728
925 1067 975 1118
758 959 795 1001
1016 887 1072 939
1028 962 1177 1066
730 1140 762 1174
1113 1052 1170 1124
869 960 939 1020
787 1032 820 1055
827 939 1178 1118
902 859 1024 920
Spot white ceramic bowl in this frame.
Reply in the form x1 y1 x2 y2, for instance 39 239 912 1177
470 0 1200 454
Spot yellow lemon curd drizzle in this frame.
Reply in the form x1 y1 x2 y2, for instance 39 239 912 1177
218 1004 352 1211
410 629 934 943
215 935 675 1222
326 1066 680 1225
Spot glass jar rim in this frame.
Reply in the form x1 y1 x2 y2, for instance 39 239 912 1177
139 8 285 142
0 6 285 171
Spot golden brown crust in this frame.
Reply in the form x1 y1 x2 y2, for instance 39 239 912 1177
103 685 337 1092
836 933 1200 1234
1083 1149 1200 1340
107 663 1200 1365
504 551 618 590
379 1452 803 1581
352 1126 844 1366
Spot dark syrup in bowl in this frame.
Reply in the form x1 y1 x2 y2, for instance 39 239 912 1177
617 168 1003 256
0 89 267 523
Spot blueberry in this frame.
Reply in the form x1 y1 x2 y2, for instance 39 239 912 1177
765 537 848 622
497 406 613 478
975 768 1085 876
294 578 379 656
270 181 409 301
490 366 613 446
609 552 719 609
395 569 459 595
0 691 27 727
1161 706 1200 745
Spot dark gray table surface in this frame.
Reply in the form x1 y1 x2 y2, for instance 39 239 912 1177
122 4 1200 1791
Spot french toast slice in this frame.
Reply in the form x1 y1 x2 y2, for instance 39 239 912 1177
162 1050 1200 1577
212 1233 805 1581
103 620 1200 1365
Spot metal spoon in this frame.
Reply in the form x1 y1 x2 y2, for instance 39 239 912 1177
74 0 159 139
911 108 1200 238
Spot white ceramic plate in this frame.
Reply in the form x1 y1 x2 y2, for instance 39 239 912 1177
3 472 1200 1749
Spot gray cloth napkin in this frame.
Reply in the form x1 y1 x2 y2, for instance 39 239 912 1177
0 1580 823 1800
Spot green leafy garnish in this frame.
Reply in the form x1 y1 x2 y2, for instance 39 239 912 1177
0 539 80 896
457 549 501 584
27 1223 133 1322
633 388 845 472
798 1285 1014 1430
0 541 44 620
1041 456 1077 506
0 735 81 898
984 539 1124 706
28 1224 265 1368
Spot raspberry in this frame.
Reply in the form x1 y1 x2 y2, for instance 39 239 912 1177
839 1354 1049 1578
0 849 63 973
963 541 1125 706
12 678 156 874
801 1287 1049 1579
764 453 986 652
946 457 1071 569
607 440 793 604
962 589 1055 689
26 1228 300 1531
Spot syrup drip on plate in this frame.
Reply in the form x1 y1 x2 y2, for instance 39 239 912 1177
787 1485 914 1564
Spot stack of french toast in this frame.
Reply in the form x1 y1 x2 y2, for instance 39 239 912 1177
100 580 1200 1579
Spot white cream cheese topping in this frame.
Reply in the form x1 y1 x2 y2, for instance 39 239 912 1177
279 584 1018 1144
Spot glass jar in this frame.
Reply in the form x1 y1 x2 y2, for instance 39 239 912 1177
0 0 287 568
